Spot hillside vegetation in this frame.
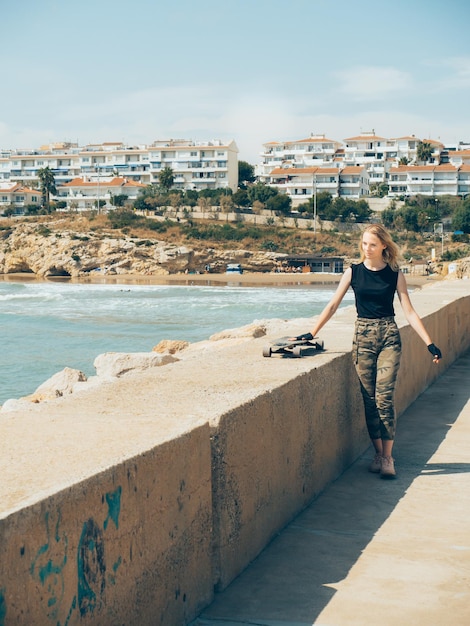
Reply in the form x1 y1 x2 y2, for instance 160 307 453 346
1 209 470 274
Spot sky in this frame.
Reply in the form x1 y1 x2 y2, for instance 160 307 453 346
1 0 469 163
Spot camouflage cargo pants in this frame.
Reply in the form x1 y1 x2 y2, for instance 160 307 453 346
352 317 402 441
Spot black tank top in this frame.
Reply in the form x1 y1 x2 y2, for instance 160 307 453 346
350 262 399 319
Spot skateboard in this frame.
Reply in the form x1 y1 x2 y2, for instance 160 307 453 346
262 336 324 358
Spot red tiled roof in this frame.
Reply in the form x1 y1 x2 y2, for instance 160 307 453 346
341 166 364 174
62 177 146 188
389 164 457 173
293 137 339 144
344 134 387 142
270 167 318 176
0 183 37 194
269 166 340 177
424 139 445 147
435 164 457 171
392 135 421 141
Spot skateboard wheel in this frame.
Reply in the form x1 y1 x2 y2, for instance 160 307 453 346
317 339 324 350
292 346 303 357
262 346 272 357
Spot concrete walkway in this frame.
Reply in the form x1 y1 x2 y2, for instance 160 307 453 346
192 349 470 626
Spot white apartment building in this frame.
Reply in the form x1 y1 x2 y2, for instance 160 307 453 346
447 149 470 167
257 135 342 180
268 165 368 206
388 164 470 198
56 177 147 211
148 139 238 191
343 133 442 183
1 139 239 199
258 131 449 199
0 182 42 212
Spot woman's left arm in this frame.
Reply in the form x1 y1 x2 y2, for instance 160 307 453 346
396 271 434 346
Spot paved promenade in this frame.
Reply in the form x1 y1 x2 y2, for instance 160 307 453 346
192 348 470 626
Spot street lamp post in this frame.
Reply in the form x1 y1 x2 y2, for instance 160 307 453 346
312 173 317 236
95 164 100 213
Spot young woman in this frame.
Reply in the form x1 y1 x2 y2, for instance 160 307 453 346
295 224 442 478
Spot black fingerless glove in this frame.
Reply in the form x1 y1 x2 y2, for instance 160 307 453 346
427 343 442 360
296 332 314 341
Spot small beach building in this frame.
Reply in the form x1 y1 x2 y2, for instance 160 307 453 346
284 255 344 274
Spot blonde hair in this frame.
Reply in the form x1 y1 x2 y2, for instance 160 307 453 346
359 224 400 271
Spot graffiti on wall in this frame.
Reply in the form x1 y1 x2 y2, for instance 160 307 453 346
0 587 6 626
12 485 124 625
30 510 68 621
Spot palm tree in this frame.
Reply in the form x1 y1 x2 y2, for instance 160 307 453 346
37 167 57 212
159 166 174 193
416 141 433 164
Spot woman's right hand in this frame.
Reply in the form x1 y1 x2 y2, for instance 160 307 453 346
291 332 314 342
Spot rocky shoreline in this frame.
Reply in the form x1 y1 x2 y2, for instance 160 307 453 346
0 219 283 277
1 217 466 282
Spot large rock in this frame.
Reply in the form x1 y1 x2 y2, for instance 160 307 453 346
29 367 87 402
210 323 267 341
93 351 179 379
1 398 37 413
153 340 190 354
0 367 87 410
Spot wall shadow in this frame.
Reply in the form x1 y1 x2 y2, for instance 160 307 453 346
192 348 470 625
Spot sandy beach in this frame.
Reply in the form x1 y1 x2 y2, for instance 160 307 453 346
0 270 440 288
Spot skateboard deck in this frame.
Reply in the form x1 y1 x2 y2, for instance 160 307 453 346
262 336 324 358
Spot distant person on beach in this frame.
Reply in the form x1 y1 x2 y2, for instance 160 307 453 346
293 224 442 478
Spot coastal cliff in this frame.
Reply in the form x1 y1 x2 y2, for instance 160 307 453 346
0 219 284 277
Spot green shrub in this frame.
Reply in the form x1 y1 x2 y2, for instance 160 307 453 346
36 225 52 236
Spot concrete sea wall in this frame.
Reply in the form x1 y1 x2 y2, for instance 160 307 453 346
0 280 469 625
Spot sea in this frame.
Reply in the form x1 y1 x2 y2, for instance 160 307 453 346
0 278 354 404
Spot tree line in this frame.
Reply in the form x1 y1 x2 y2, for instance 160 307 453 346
4 162 470 234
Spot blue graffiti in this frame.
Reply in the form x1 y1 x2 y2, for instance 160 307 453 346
30 511 68 621
77 518 106 616
0 588 6 626
104 486 122 531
